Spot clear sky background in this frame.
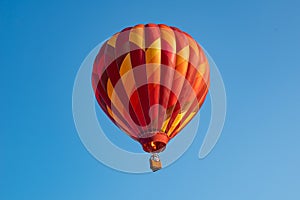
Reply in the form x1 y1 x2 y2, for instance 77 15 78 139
1 0 300 199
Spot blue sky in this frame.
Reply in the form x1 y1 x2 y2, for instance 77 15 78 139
1 0 300 199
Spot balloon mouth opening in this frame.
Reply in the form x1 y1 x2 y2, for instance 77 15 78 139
138 132 169 153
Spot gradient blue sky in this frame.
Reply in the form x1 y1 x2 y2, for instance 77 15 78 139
1 0 300 199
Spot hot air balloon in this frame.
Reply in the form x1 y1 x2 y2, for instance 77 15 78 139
92 24 210 171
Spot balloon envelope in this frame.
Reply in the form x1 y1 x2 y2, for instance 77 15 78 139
92 24 210 153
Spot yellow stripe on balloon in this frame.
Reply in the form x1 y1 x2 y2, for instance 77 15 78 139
107 79 114 99
173 111 197 137
148 38 161 49
107 33 119 48
166 111 187 136
177 46 190 61
129 28 145 49
146 63 160 80
187 37 199 57
146 48 161 64
107 81 127 124
161 117 171 132
197 61 209 77
119 53 132 76
160 28 176 53
120 70 136 98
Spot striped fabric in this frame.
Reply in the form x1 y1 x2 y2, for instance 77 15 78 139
92 24 210 153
